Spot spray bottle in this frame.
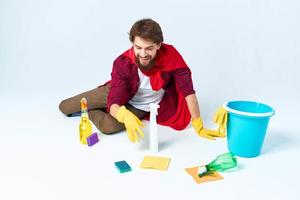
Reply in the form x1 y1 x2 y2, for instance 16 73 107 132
198 152 237 177
149 103 159 153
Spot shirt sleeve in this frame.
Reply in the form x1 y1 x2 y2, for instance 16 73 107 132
172 68 195 97
107 56 132 110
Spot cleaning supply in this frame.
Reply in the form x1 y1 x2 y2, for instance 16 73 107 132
140 155 171 171
149 103 159 153
116 106 145 143
114 160 132 173
198 152 237 177
79 98 92 144
87 132 99 146
222 101 275 157
191 117 221 140
185 166 223 184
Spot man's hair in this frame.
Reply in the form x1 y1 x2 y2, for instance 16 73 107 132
129 18 164 44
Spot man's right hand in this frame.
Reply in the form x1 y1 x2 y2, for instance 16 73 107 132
116 106 145 143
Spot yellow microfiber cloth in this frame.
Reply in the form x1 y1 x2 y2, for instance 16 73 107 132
140 156 171 171
213 106 228 138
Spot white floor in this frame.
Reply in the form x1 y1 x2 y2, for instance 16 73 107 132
0 92 299 200
1 1 299 198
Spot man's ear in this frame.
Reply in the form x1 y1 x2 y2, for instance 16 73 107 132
157 43 161 50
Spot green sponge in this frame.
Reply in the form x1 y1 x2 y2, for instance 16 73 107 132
114 160 132 173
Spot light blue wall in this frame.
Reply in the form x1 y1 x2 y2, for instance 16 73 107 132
1 0 299 107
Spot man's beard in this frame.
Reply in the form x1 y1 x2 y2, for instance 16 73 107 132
135 55 156 72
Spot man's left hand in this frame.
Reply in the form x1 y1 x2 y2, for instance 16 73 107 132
191 117 223 140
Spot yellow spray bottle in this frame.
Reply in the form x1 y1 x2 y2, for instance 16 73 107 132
79 98 92 144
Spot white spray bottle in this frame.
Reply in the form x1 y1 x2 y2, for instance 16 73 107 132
149 103 160 153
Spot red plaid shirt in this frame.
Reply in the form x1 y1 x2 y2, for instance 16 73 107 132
107 43 195 130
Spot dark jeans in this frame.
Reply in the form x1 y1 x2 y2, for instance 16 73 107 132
59 83 147 134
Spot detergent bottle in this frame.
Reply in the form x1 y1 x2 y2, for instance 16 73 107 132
79 98 92 144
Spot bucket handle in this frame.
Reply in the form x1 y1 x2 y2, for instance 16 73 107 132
223 103 275 118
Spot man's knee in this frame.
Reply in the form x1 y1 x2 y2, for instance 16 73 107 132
95 120 124 135
100 128 121 135
59 100 69 115
89 110 124 134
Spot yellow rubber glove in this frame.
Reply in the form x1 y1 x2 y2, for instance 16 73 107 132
192 117 218 140
116 106 145 143
213 107 227 138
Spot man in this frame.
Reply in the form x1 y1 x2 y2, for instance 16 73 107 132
59 18 222 143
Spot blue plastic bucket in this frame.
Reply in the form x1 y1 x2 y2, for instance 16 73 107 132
224 101 275 158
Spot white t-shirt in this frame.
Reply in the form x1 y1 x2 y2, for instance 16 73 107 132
128 68 165 112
